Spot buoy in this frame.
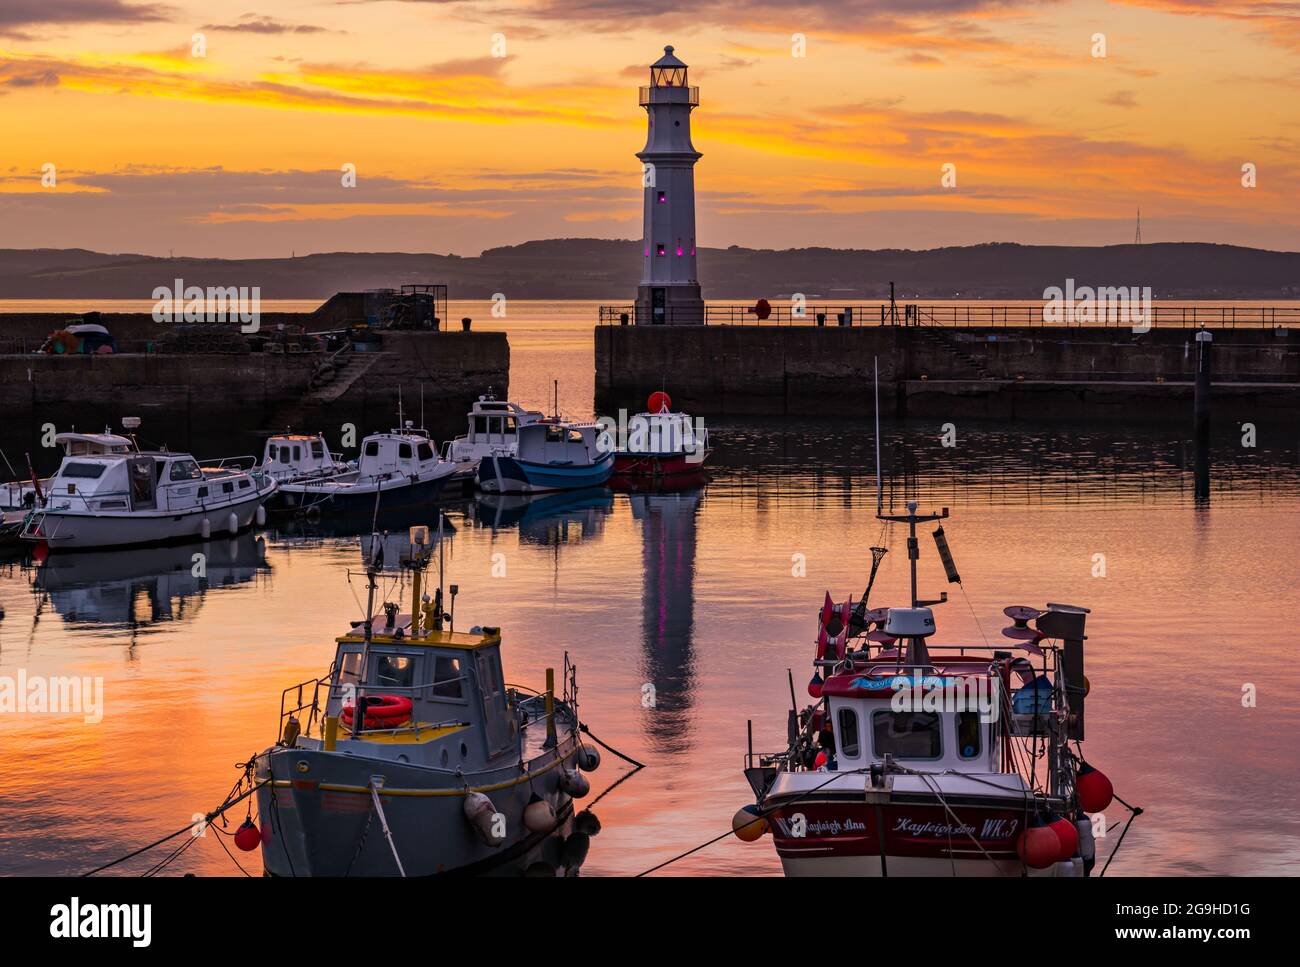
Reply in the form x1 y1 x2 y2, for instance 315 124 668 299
560 832 591 869
1048 816 1079 860
523 793 557 834
227 512 239 535
576 744 601 773
1076 762 1114 813
200 518 211 539
559 767 590 799
752 298 772 321
574 809 602 836
1075 817 1096 871
813 749 829 770
234 818 262 852
462 791 506 846
1015 817 1061 869
808 672 824 698
255 505 266 526
732 804 768 842
647 391 672 414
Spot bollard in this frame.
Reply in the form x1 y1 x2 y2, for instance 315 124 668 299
816 313 826 327
1194 328 1212 501
461 317 472 332
620 312 630 326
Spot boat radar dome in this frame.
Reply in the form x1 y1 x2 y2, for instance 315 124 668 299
884 607 936 638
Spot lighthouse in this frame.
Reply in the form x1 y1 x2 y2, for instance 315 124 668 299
636 46 704 325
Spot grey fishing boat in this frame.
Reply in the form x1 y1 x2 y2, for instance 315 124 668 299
251 526 602 876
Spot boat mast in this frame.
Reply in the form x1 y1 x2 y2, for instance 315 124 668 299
877 501 949 609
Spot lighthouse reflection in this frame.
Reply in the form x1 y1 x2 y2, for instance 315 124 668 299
30 534 270 630
632 485 703 754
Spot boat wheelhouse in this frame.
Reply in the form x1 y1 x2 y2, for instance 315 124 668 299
1 430 134 511
444 395 544 467
475 420 615 495
612 391 710 478
19 447 276 550
259 433 355 485
275 423 458 514
252 528 603 876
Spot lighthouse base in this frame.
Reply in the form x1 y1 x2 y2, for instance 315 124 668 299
636 283 704 326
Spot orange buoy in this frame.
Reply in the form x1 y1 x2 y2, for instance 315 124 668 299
732 804 768 842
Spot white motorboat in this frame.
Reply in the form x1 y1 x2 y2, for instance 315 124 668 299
1 430 133 511
259 433 357 485
20 447 277 550
275 423 460 516
442 394 544 479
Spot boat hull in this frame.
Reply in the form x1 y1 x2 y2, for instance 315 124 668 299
274 470 451 515
476 452 614 495
612 451 709 477
254 730 584 877
20 485 273 550
762 789 1082 878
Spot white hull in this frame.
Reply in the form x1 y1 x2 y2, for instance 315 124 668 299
23 486 272 549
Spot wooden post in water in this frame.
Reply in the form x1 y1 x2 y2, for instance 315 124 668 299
1194 328 1212 501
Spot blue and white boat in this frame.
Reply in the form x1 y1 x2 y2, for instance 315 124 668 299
475 420 614 495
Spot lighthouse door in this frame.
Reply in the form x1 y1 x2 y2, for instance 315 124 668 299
651 288 666 325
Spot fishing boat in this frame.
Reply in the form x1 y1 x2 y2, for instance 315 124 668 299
18 445 276 550
1 430 134 511
250 525 604 876
258 433 356 486
612 391 710 479
475 420 614 495
732 362 1125 877
274 423 458 515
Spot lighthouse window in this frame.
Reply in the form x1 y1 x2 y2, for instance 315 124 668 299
656 243 666 257
837 707 860 758
657 191 666 204
872 711 942 760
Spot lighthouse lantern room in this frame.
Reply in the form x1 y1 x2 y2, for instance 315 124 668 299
636 46 704 325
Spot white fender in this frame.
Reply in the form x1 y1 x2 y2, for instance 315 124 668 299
200 518 211 539
255 505 266 526
227 512 239 535
523 795 557 834
462 792 505 847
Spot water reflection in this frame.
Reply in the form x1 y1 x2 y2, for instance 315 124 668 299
473 488 613 545
29 533 269 630
632 486 703 755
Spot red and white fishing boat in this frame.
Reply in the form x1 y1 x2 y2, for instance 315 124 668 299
612 391 710 479
734 500 1125 877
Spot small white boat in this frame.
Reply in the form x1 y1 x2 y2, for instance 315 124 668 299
259 433 357 485
1 430 133 511
442 394 545 480
20 448 277 550
475 420 615 495
275 423 460 516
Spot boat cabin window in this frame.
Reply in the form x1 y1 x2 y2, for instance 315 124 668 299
375 654 417 689
501 418 516 435
364 441 380 457
432 656 463 699
474 416 488 435
312 440 324 458
267 444 277 460
873 710 942 760
417 442 433 462
279 449 291 464
956 711 982 760
169 459 202 481
338 651 363 687
837 707 861 758
294 446 302 460
398 443 412 459
63 462 107 480
568 429 584 444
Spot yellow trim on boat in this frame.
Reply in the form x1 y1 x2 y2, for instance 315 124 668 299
335 628 501 651
346 723 466 745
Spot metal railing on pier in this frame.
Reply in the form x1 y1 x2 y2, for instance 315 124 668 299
598 302 1300 329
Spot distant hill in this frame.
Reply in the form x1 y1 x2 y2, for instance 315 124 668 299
2 240 1300 300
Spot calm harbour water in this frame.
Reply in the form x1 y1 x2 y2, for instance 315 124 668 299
1 300 1298 876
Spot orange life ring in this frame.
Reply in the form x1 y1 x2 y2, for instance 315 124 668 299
341 695 413 729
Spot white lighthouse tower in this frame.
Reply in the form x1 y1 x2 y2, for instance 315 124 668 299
636 46 704 325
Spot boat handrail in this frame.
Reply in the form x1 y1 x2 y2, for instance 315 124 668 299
198 454 259 472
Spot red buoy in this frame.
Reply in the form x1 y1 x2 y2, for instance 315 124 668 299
1076 763 1114 813
1015 817 1061 869
234 818 262 852
1048 816 1079 860
753 299 772 321
807 671 823 698
813 749 829 770
647 391 672 414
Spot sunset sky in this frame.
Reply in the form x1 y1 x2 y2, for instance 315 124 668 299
1 0 1297 257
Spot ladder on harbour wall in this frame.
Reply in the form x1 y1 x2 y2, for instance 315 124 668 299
264 342 381 433
908 326 995 380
